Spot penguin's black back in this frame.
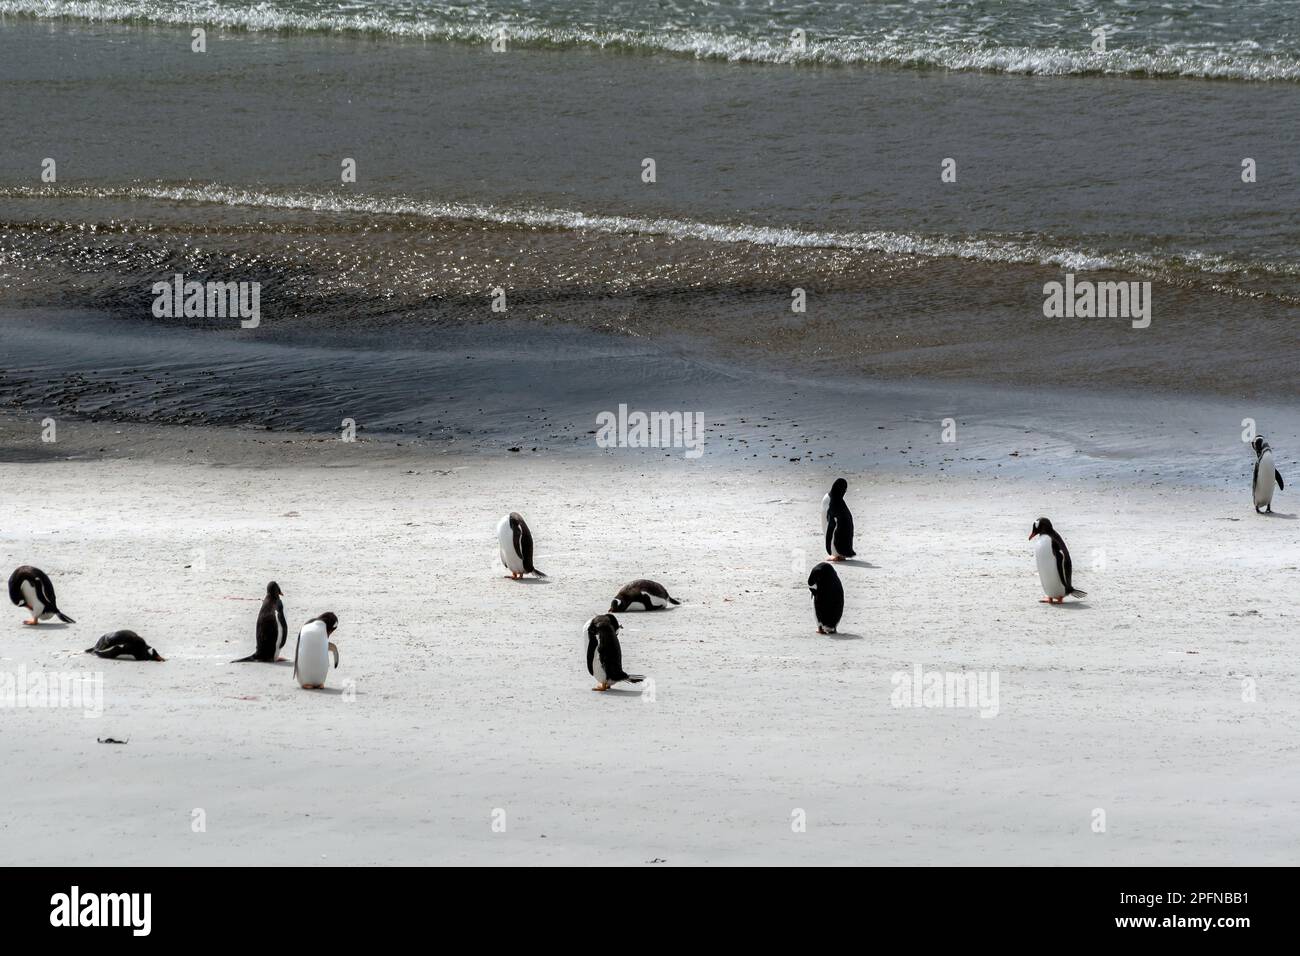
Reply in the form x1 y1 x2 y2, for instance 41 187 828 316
808 562 845 630
826 497 855 557
86 630 154 660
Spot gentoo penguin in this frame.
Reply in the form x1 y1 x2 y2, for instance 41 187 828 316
807 562 844 634
608 579 680 612
8 566 75 625
86 630 165 662
293 613 339 689
1029 518 1088 603
583 613 644 692
497 512 546 579
1252 436 1285 513
823 478 855 561
231 581 288 662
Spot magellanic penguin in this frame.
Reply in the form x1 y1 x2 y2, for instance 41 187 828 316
807 562 844 634
583 613 644 692
8 566 75 625
823 479 856 561
1029 518 1087 604
608 579 680 613
293 613 339 689
497 512 546 579
86 630 164 662
1252 436 1285 514
231 581 288 662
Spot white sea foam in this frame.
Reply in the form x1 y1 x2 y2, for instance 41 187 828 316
4 0 1299 81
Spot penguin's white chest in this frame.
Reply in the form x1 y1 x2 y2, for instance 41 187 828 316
497 515 524 573
296 622 331 687
1255 451 1276 506
591 638 608 683
1035 535 1066 597
820 493 830 533
20 580 46 619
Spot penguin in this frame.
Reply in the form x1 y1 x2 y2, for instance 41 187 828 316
8 566 75 625
1029 518 1087 603
85 630 165 662
497 512 546 579
823 478 855 561
231 581 288 662
608 579 680 612
583 613 643 692
1252 436 1284 513
807 562 844 634
293 612 339 689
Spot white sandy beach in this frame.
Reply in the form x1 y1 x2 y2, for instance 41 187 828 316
1 415 1297 865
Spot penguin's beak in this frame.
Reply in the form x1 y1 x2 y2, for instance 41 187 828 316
1029 529 1038 539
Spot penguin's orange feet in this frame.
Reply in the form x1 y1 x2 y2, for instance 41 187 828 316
22 618 38 625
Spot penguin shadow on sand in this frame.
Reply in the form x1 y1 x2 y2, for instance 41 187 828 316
1258 510 1297 520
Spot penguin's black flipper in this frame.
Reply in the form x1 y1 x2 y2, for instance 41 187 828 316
1276 470 1285 490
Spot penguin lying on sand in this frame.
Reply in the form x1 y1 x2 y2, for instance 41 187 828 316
86 630 164 661
608 580 680 612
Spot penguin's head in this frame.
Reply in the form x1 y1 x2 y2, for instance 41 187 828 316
829 478 848 500
266 581 283 599
807 561 836 590
147 646 166 662
1253 436 1267 455
316 612 339 635
608 596 626 613
1029 518 1053 540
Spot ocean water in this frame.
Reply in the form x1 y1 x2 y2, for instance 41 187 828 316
1 4 1297 433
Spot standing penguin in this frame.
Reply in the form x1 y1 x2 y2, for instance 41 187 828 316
293 613 339 689
1029 518 1087 603
1252 436 1284 514
608 579 680 612
86 630 165 661
823 479 855 561
231 581 288 662
807 562 844 634
8 566 75 625
497 512 546 579
583 613 643 692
